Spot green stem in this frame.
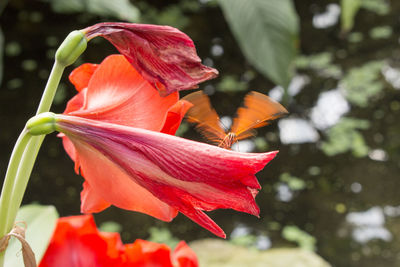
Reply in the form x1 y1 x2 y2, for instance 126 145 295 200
0 61 65 266
36 61 65 115
0 130 31 263
0 30 86 266
3 60 65 229
5 136 45 232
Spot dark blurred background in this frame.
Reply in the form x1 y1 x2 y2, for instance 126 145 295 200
1 0 400 266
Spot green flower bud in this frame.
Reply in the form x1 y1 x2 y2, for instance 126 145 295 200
55 30 87 67
26 112 57 136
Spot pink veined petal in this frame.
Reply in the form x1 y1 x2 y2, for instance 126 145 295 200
69 63 98 92
56 115 278 238
81 181 111 213
82 23 218 96
67 55 179 131
60 134 77 165
72 137 178 222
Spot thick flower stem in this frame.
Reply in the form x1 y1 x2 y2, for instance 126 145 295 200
0 62 64 266
0 60 65 231
36 61 65 115
0 30 86 266
5 136 45 232
0 61 64 232
0 130 31 264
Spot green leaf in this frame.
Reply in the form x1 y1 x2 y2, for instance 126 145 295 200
43 0 140 22
4 204 59 267
218 0 299 88
340 0 361 33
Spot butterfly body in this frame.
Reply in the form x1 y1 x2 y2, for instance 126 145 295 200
219 132 237 149
183 91 288 149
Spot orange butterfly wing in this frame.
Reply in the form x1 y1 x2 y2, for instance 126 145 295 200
230 91 288 140
182 91 226 145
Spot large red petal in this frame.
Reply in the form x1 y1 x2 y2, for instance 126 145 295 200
161 100 193 135
82 23 218 96
38 215 119 267
71 138 178 222
173 241 199 267
68 55 179 131
69 63 98 92
81 181 111 213
123 239 174 267
63 88 87 114
57 116 277 238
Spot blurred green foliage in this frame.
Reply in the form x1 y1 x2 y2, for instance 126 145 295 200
280 173 306 191
254 137 269 151
43 0 140 22
147 226 180 248
361 0 390 15
369 26 393 39
99 220 123 233
217 75 248 93
340 61 384 107
340 0 361 33
282 225 316 251
230 233 258 248
321 118 370 157
296 52 342 78
190 239 330 267
340 0 390 33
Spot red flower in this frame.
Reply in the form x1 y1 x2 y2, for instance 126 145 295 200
82 22 218 96
39 215 198 267
59 55 278 238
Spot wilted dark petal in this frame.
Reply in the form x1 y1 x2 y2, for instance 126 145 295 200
82 23 218 96
56 115 278 238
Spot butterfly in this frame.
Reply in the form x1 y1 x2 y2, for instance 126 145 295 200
182 90 288 149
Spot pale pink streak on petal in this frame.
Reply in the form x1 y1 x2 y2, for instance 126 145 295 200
63 88 87 115
60 134 77 170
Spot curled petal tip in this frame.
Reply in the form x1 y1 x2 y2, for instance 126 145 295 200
82 22 218 95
